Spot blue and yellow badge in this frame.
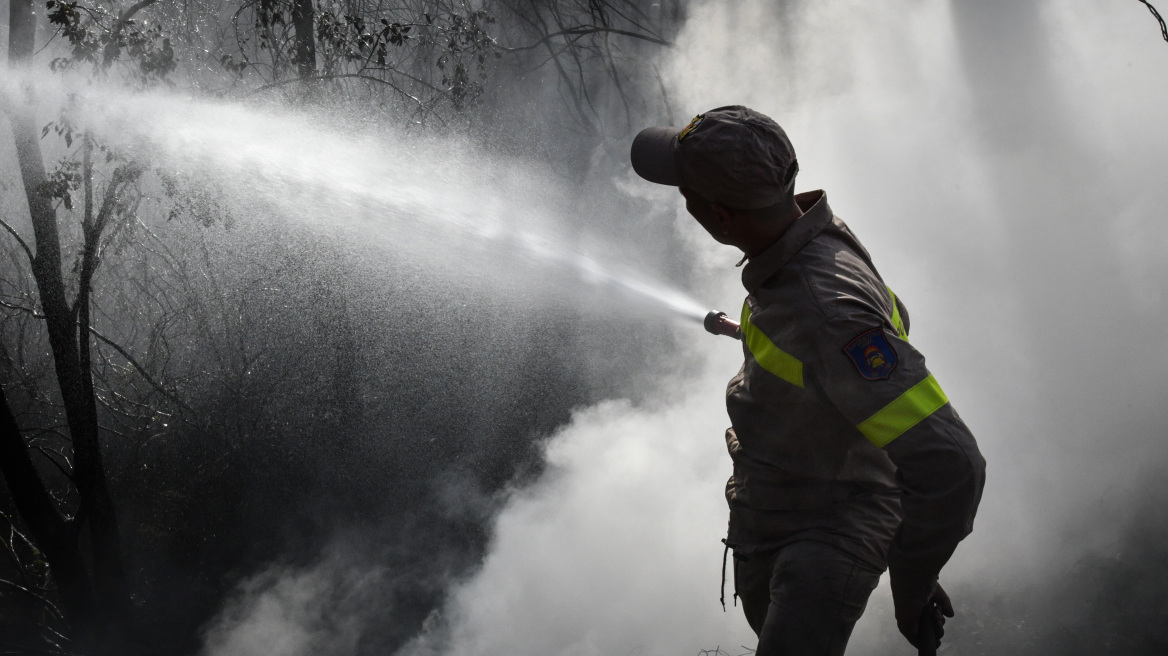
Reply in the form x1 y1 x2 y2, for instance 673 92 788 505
678 114 705 141
844 328 898 380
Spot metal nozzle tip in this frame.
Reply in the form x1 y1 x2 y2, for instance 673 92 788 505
704 311 725 334
704 310 742 340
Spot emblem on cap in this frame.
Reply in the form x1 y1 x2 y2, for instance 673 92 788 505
844 327 898 380
677 114 705 142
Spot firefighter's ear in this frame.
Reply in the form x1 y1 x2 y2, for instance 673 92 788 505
710 203 734 236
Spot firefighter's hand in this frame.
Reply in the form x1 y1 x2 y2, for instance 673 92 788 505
890 571 954 647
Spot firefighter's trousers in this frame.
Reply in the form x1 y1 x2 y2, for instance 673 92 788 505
734 540 883 656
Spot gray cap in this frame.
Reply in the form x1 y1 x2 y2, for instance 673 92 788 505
630 105 798 210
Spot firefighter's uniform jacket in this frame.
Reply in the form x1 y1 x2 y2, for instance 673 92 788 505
725 190 985 582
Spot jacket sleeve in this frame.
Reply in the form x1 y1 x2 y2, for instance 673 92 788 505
810 313 986 579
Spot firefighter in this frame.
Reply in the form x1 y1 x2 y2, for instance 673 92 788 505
630 106 985 655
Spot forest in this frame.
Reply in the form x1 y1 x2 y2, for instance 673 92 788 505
1 1 689 653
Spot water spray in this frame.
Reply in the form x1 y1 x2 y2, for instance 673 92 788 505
0 72 718 326
3 72 746 337
703 311 741 340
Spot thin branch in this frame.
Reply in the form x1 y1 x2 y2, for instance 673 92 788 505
88 327 190 414
0 299 42 318
34 446 74 482
503 26 672 52
0 514 33 580
0 300 188 415
28 437 72 464
1139 0 1168 43
0 578 64 620
34 621 72 648
651 62 674 125
0 219 35 265
113 0 160 36
250 73 429 108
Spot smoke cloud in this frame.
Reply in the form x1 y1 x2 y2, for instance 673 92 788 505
198 1 1168 654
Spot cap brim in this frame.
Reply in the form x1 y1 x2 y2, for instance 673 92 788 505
630 126 682 186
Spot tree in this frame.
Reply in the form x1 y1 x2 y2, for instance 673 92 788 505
1 1 681 653
1 0 177 651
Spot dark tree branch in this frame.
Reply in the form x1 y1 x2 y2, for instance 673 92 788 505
0 513 35 583
113 0 160 36
89 328 186 409
0 577 65 620
0 219 35 264
0 298 42 317
0 293 188 417
0 384 76 580
34 445 75 481
73 166 133 318
1139 0 1168 43
503 25 672 52
250 73 431 108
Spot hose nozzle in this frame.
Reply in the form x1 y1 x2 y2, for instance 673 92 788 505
704 311 742 340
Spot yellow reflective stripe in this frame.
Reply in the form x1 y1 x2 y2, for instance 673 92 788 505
857 373 949 447
886 286 908 341
740 302 805 388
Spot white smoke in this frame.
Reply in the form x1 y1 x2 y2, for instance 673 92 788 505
202 549 393 656
199 1 1168 654
398 353 755 656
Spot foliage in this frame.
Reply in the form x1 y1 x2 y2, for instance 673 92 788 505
224 0 505 112
47 0 176 84
205 0 675 126
37 159 82 211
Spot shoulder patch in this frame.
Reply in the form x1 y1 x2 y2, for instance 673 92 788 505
843 327 897 380
678 114 705 141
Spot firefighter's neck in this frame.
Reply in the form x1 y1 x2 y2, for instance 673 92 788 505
719 201 804 259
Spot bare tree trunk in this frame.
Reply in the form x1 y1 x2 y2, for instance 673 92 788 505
5 0 133 651
292 0 317 80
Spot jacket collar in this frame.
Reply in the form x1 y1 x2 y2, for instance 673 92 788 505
741 190 832 295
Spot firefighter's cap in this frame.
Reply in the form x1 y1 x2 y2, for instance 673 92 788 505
630 105 798 210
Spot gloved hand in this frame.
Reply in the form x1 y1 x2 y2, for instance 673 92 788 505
890 569 954 648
